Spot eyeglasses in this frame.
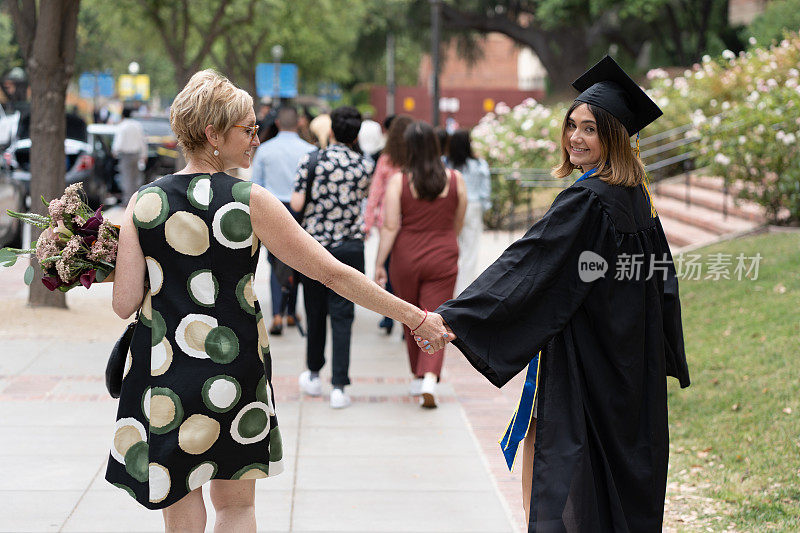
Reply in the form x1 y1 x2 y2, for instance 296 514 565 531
233 123 260 142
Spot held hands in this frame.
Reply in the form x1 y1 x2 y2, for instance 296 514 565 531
412 312 456 355
374 264 388 288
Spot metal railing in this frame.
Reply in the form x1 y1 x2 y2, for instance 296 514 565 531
489 120 712 229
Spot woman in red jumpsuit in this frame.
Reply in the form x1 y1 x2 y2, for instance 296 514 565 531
375 121 467 407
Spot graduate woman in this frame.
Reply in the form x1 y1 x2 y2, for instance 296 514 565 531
419 57 690 532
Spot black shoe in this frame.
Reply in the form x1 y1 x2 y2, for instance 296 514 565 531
269 319 283 336
379 317 394 335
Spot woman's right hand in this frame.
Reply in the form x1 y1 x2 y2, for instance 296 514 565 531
374 264 388 287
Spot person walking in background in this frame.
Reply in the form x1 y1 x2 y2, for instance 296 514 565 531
375 121 467 408
290 106 375 409
434 126 449 160
364 114 413 335
358 119 385 163
251 104 316 334
298 106 317 145
112 107 148 201
309 113 332 148
446 129 492 295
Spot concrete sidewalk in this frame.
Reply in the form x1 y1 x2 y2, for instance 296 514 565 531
0 230 527 533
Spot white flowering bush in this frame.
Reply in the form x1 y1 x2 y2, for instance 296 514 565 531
471 98 568 227
471 98 565 170
685 34 800 224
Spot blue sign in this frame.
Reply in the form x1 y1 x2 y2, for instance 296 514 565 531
318 82 342 102
79 72 115 99
255 63 299 98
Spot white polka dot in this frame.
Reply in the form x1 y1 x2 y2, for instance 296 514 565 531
148 463 171 503
189 272 216 306
187 462 216 491
146 257 163 295
143 388 151 421
193 178 211 206
208 380 238 410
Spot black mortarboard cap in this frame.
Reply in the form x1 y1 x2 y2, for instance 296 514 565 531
572 55 663 136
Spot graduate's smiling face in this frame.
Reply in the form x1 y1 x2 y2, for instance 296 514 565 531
565 103 602 172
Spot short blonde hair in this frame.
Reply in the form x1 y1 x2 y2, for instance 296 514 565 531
552 101 646 187
309 114 332 148
170 69 253 155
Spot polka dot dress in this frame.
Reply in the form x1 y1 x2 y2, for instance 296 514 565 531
105 173 283 509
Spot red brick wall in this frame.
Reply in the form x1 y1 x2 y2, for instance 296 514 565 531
418 34 522 89
370 86 544 128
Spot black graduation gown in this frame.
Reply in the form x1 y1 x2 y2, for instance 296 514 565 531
437 176 690 533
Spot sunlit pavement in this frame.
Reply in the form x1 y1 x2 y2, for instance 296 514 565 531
0 228 527 532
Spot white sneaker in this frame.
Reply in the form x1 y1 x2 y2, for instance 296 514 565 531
330 388 351 409
298 370 322 397
420 373 437 408
409 377 423 396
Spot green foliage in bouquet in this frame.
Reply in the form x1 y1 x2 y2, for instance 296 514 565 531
0 183 120 291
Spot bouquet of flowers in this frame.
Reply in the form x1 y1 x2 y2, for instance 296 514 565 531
0 183 119 291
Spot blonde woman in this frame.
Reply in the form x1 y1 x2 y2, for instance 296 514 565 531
109 70 448 532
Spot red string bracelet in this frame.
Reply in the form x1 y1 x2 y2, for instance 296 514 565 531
411 309 428 334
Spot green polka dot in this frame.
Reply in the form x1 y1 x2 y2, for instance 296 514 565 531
187 175 213 210
232 463 269 480
149 387 184 435
232 181 252 205
205 326 239 364
238 407 268 439
202 375 241 413
255 377 269 404
235 274 257 315
133 187 169 229
113 482 137 499
151 310 166 346
220 209 251 242
124 441 149 482
269 427 283 462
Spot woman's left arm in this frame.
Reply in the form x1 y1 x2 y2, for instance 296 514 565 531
453 170 468 235
112 194 146 319
250 183 447 350
374 172 402 286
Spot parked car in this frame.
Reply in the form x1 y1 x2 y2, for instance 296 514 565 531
1 113 108 209
137 116 178 181
0 160 25 247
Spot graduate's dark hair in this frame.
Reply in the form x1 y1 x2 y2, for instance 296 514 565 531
383 114 414 168
553 101 647 187
403 121 448 201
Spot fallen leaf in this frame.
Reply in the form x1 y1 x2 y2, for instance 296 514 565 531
773 283 787 294
731 403 740 411
712 378 720 385
783 407 793 415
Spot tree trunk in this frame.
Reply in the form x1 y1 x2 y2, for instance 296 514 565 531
7 0 81 308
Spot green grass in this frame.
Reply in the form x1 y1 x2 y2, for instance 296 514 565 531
666 231 800 530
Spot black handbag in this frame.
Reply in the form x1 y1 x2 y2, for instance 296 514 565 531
106 311 139 399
